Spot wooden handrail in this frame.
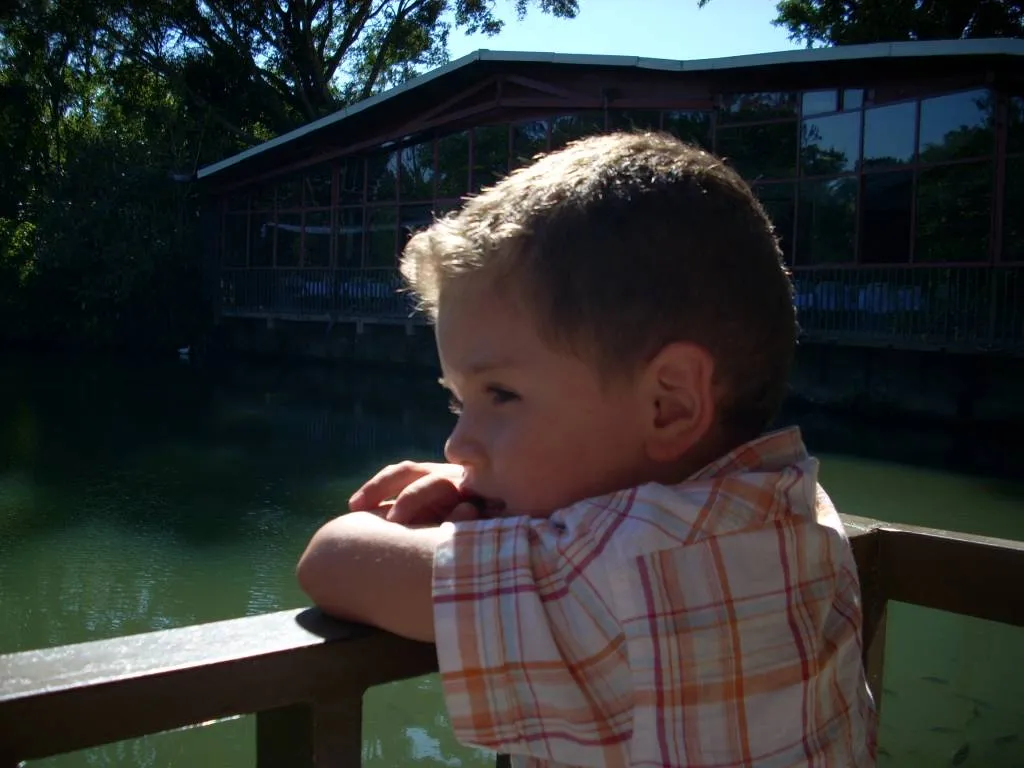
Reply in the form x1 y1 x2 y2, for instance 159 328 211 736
2 515 1022 767
0 610 439 767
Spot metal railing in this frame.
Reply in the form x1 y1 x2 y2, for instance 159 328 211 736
217 265 1024 354
219 268 418 320
2 515 1022 767
792 264 1024 353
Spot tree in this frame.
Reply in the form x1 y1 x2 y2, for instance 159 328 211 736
105 0 580 140
770 0 1023 47
697 0 1023 47
0 0 583 352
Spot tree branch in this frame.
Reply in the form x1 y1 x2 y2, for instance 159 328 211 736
358 0 429 100
323 0 378 81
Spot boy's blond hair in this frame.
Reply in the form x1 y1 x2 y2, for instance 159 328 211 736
401 131 797 443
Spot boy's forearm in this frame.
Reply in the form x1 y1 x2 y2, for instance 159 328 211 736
296 512 450 643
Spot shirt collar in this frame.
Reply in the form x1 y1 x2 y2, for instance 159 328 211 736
688 425 809 481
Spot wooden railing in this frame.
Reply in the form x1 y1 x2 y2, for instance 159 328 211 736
791 264 1024 354
216 265 1024 355
2 515 1022 767
219 268 418 322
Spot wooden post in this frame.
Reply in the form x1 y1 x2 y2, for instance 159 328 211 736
257 704 314 768
850 523 888 718
311 696 364 767
864 604 888 722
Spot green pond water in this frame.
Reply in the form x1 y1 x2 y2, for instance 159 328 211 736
1 357 1021 767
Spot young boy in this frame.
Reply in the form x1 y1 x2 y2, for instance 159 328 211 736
297 132 877 767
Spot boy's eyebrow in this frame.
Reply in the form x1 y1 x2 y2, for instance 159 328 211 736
437 360 520 390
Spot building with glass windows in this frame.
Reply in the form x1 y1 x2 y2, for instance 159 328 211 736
198 37 1023 372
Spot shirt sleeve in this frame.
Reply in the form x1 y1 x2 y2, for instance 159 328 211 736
431 508 634 765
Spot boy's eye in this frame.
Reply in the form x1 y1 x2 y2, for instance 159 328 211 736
447 394 463 415
487 385 519 404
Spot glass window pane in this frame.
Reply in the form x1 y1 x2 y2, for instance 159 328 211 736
610 110 660 131
249 212 275 267
796 178 857 264
802 90 837 117
252 183 275 211
801 112 861 175
919 89 994 164
436 131 469 198
1006 96 1023 155
277 175 302 210
860 171 913 264
366 151 398 202
222 214 248 267
512 120 547 168
472 124 509 193
550 112 605 149
304 168 332 207
275 212 302 267
336 208 363 266
400 204 434 252
719 92 797 124
863 102 916 168
432 200 463 218
915 161 992 263
1005 156 1023 261
399 141 434 201
366 207 397 267
717 122 797 180
753 183 795 263
663 110 712 149
227 193 248 212
304 210 331 268
339 158 364 204
866 84 919 107
843 89 864 111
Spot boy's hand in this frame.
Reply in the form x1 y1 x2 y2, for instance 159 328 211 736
349 461 481 525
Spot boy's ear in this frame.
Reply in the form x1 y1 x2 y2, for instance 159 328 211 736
641 341 717 463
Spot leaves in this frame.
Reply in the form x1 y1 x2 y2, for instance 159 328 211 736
769 0 1024 47
0 0 583 350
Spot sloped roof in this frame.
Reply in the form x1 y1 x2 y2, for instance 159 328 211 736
197 37 1024 181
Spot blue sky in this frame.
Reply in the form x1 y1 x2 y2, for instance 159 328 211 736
446 0 804 62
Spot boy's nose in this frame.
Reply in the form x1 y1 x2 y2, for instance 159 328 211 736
444 419 483 469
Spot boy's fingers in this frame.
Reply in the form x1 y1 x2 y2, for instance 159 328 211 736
386 474 463 525
349 461 450 510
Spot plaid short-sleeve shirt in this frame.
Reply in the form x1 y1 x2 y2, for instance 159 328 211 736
432 426 877 768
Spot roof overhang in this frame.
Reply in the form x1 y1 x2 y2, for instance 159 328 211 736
197 37 1024 183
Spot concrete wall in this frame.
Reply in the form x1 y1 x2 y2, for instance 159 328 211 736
209 317 1024 426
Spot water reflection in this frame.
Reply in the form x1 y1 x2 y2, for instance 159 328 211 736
1 357 1022 767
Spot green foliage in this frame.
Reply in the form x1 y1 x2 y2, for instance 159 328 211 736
769 0 1023 47
0 0 580 352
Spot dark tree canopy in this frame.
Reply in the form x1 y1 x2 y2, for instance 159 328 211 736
773 0 1022 47
102 0 580 138
0 0 581 351
698 0 1023 46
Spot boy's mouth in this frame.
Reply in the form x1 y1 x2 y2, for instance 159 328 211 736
464 493 506 517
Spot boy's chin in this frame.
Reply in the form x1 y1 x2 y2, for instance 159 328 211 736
478 497 507 517
458 493 507 518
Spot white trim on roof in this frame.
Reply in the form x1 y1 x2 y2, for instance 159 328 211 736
198 37 1024 180
198 49 485 179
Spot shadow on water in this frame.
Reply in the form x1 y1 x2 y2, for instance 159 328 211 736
0 357 455 547
774 403 1024 489
2 354 1023 549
